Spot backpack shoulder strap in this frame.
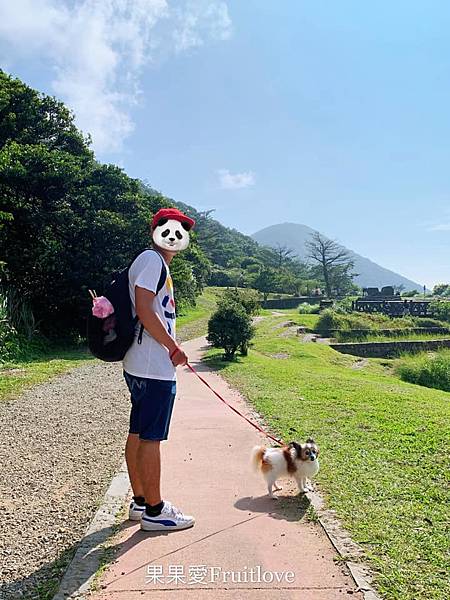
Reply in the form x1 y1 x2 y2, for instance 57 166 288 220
153 250 167 295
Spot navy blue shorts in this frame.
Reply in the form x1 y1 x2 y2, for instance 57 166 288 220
123 371 176 441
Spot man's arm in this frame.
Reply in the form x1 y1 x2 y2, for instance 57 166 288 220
135 285 187 366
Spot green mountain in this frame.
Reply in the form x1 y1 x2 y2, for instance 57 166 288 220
252 222 423 291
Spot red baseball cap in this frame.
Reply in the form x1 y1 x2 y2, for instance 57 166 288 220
151 207 195 230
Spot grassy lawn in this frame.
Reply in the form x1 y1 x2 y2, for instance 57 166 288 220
205 310 449 600
260 308 320 330
0 345 95 402
177 286 221 342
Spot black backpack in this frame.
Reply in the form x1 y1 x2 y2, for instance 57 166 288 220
87 248 167 362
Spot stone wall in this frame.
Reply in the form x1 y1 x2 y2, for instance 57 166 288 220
330 339 450 358
329 327 449 341
261 297 320 309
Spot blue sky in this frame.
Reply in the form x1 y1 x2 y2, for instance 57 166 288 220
1 1 449 287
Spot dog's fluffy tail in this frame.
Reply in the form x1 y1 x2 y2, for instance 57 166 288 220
251 445 266 471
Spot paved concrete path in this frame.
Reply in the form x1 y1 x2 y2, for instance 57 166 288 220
90 337 362 599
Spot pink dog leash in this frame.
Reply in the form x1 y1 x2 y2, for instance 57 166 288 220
185 362 283 446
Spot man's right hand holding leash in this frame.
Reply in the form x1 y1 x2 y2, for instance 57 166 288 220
169 344 188 367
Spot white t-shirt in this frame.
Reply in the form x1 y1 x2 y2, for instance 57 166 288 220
122 249 176 380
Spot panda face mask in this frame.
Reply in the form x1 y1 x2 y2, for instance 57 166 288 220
152 218 191 253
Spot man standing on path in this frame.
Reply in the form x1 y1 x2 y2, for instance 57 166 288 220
122 207 195 532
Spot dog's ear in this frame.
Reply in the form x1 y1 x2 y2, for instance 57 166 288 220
290 441 303 458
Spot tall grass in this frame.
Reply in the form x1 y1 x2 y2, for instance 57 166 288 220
0 288 42 362
297 303 320 315
315 308 416 336
396 350 450 392
316 309 449 339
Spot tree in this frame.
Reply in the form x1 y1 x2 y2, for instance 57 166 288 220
221 288 260 316
0 70 91 157
207 302 254 360
274 243 295 268
306 232 356 297
433 283 450 297
253 268 282 301
429 300 450 322
328 264 360 296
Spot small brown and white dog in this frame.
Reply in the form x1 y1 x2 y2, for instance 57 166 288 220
251 439 320 497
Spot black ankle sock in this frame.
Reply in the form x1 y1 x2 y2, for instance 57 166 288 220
145 500 164 516
133 495 145 506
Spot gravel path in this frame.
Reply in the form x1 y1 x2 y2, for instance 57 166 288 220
0 361 129 600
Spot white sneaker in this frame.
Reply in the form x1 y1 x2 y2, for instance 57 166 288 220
140 501 195 531
129 500 146 521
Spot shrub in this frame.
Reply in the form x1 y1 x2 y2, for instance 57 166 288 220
315 309 416 336
1 286 36 339
220 288 260 316
0 319 20 362
207 302 255 360
333 297 356 314
298 303 320 315
315 309 340 335
208 268 241 288
0 291 50 362
412 317 448 328
396 350 450 392
429 300 450 323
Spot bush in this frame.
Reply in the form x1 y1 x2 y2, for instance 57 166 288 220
412 317 448 328
315 309 416 336
333 297 356 314
429 300 450 323
207 268 238 288
315 309 339 335
0 292 50 362
207 302 255 360
0 319 20 362
220 288 260 316
298 303 320 314
396 350 450 392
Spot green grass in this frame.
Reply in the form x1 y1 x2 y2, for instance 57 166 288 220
176 287 221 341
0 345 94 402
338 332 450 343
204 312 450 600
396 350 450 392
260 308 319 330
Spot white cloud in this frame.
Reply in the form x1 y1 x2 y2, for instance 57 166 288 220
172 0 231 52
0 0 232 154
218 169 256 190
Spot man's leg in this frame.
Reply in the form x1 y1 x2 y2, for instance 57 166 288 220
125 433 144 498
137 439 162 506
